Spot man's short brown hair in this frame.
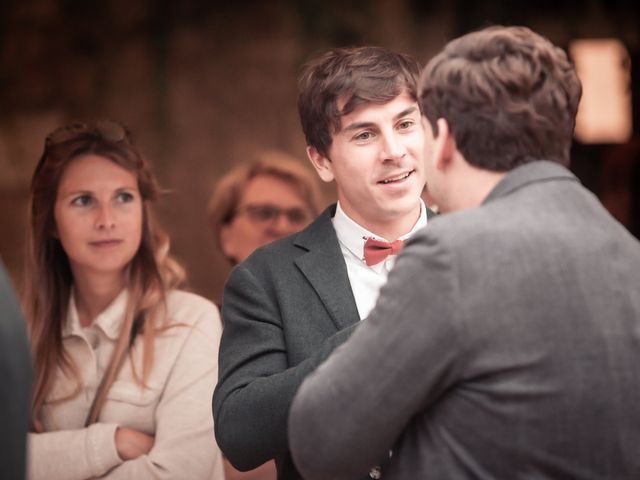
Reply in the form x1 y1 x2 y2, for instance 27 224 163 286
298 46 421 159
420 25 582 170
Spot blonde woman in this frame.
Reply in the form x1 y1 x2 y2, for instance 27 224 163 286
24 120 224 479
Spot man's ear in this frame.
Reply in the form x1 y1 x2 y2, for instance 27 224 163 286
432 118 455 172
306 146 335 183
219 226 238 263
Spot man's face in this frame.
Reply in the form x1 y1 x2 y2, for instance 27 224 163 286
309 93 425 235
220 174 314 263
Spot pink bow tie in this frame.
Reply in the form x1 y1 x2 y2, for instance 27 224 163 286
363 237 405 266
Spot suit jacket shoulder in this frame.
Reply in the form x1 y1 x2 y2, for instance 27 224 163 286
235 204 359 333
214 205 361 478
289 160 640 479
0 261 32 480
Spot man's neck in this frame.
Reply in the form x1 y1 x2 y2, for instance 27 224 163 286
338 201 423 241
442 164 506 213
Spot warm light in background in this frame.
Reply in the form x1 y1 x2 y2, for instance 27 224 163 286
570 38 632 144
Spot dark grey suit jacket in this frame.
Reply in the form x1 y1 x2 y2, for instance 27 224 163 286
289 161 640 479
213 205 363 479
0 261 32 480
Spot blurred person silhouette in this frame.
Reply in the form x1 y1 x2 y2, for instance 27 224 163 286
0 259 32 480
289 26 640 480
23 120 224 479
208 152 322 480
208 152 323 266
214 46 436 480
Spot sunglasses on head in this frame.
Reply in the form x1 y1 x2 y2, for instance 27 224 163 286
45 120 129 147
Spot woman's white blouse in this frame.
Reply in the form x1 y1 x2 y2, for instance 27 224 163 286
27 289 224 479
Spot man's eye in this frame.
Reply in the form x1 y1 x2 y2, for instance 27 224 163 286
254 207 276 221
355 131 373 141
286 209 309 224
71 195 92 207
244 205 277 222
398 120 414 130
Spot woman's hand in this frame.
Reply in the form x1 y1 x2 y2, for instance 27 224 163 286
115 427 155 460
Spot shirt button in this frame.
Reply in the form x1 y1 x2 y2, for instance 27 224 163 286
369 465 382 479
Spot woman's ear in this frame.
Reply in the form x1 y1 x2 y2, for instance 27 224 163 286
306 146 335 183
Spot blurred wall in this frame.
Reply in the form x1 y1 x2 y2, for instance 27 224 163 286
1 0 639 302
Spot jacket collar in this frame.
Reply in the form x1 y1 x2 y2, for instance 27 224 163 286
293 204 339 252
63 288 129 341
292 205 361 331
483 160 578 205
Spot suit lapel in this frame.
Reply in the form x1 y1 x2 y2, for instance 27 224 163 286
293 205 360 331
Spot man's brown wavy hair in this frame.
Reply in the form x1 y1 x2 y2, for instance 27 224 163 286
420 25 582 170
298 45 421 159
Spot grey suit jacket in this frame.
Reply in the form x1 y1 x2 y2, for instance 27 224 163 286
289 161 640 480
0 260 32 480
213 205 363 479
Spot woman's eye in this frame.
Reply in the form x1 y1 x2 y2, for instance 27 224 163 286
71 195 92 207
116 192 134 203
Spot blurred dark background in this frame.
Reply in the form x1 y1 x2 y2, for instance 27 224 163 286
1 0 639 302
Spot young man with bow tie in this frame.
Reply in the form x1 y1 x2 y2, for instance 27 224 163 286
213 45 435 480
289 26 640 480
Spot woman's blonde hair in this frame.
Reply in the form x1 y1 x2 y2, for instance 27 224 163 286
23 120 185 429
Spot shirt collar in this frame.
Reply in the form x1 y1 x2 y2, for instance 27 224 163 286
333 200 428 265
63 288 129 340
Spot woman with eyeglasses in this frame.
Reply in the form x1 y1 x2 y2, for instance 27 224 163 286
23 120 224 479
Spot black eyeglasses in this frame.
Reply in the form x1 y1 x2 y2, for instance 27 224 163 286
234 204 311 225
45 120 129 147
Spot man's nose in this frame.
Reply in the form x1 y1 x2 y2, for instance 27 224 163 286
381 132 407 162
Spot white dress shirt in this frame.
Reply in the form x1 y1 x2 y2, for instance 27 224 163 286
332 201 428 319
